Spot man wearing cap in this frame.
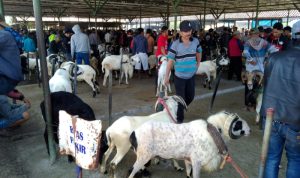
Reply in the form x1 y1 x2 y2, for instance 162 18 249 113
261 27 300 178
165 20 202 123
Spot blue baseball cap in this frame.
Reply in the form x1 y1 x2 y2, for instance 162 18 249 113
180 20 192 32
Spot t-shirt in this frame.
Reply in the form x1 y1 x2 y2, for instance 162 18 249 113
156 35 168 57
167 37 202 79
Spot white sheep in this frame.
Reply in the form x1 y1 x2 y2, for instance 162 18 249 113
46 54 66 77
196 60 217 90
128 111 251 178
156 56 171 96
99 95 187 175
60 61 100 97
101 54 140 86
89 56 100 76
49 68 72 93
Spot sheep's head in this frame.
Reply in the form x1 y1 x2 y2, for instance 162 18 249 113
218 56 230 66
154 95 187 121
130 54 141 65
158 55 168 63
246 71 263 90
207 111 251 141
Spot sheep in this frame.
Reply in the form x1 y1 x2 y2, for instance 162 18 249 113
40 91 96 162
49 68 72 93
60 61 100 97
99 95 187 175
148 54 157 75
196 60 217 90
156 56 171 96
101 54 140 86
128 111 251 178
245 70 264 123
46 54 66 77
90 56 100 76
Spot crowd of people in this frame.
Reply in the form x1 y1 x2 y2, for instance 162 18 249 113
1 14 300 178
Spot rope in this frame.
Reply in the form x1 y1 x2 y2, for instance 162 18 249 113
157 98 177 123
224 155 249 178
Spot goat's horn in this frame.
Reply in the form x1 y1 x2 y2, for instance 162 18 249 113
154 99 159 111
172 95 188 110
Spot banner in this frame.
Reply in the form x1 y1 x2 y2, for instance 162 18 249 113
58 110 102 170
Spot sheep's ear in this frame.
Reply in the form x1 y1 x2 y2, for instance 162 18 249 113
233 121 243 131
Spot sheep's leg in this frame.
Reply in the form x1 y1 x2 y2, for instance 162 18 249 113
119 71 124 85
103 69 109 86
128 154 152 178
84 78 97 97
168 83 172 93
100 143 115 174
185 160 192 178
110 144 131 167
172 159 184 171
256 92 263 124
125 72 129 85
191 160 201 178
114 71 118 80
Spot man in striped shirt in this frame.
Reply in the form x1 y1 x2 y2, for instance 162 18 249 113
165 20 202 123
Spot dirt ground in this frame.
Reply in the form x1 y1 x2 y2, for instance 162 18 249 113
0 75 287 178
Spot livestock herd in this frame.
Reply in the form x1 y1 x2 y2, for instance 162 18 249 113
27 45 256 178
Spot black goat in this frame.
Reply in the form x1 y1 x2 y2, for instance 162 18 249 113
40 91 96 162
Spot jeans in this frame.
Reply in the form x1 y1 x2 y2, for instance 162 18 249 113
263 119 300 178
75 52 90 65
0 95 27 128
174 75 195 123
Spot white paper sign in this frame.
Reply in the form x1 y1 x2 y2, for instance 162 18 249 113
58 110 102 170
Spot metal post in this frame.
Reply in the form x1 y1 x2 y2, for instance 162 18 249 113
287 9 290 26
167 0 170 27
32 0 56 164
258 108 274 178
255 0 260 28
0 0 5 20
139 5 142 28
108 70 112 126
203 0 207 30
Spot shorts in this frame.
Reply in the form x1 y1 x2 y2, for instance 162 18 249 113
135 53 149 71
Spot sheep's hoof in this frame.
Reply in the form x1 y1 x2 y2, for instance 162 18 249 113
142 169 151 177
175 167 184 172
93 91 96 97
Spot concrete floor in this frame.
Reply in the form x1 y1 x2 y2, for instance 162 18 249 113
0 75 287 178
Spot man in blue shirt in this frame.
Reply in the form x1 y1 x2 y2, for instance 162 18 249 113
132 28 149 79
165 20 202 123
0 18 23 95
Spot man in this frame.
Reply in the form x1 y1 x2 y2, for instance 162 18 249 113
261 32 300 178
267 22 289 51
0 91 31 129
146 29 155 56
132 28 149 78
283 26 292 40
49 35 63 55
89 28 99 58
0 17 23 95
105 30 111 44
62 28 73 61
71 24 90 65
165 20 202 123
228 31 243 81
243 28 278 110
155 26 169 61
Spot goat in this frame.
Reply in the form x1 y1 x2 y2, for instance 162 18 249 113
245 70 264 123
156 56 171 96
60 61 100 97
90 56 100 76
101 54 140 86
49 68 72 93
128 111 251 178
99 95 187 176
40 91 96 162
148 54 157 75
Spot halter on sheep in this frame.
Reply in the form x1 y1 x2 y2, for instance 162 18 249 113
128 111 251 178
99 95 187 176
